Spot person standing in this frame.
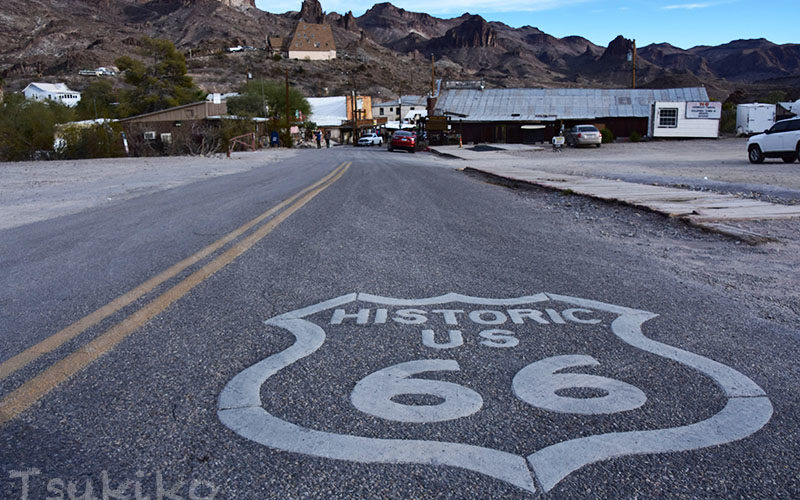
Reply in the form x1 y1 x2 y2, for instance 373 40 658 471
315 130 321 149
324 129 331 148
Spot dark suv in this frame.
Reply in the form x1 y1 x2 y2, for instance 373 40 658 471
747 117 800 164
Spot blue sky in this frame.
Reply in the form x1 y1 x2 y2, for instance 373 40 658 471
253 0 798 49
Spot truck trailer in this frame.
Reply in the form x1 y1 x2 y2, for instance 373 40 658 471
736 104 776 136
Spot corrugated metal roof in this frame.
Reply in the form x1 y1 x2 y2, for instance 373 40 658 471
434 87 710 121
374 95 427 107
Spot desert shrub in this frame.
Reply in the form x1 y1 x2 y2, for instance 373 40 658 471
720 102 736 134
0 94 75 161
57 122 126 159
629 131 642 142
600 128 614 144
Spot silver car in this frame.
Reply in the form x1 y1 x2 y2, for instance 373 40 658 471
566 125 602 147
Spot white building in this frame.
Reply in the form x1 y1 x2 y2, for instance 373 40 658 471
23 82 82 107
373 95 427 121
308 96 348 127
650 101 721 139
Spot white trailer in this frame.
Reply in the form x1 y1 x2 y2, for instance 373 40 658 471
650 101 720 138
736 103 775 136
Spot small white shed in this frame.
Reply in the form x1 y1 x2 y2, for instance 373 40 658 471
650 101 720 138
23 82 82 107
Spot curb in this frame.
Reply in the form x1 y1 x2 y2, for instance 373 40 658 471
463 167 778 245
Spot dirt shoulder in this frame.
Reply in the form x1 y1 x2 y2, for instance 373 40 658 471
0 150 298 231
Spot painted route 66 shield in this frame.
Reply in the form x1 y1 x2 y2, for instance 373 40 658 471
218 293 772 494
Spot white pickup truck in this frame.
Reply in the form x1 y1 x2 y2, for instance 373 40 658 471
357 132 383 147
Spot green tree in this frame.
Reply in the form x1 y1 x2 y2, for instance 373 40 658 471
74 79 120 120
227 79 310 120
0 93 75 161
115 37 205 117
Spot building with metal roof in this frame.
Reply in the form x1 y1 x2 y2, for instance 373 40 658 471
430 86 710 143
288 22 336 61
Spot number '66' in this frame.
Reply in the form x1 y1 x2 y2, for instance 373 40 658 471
351 356 647 423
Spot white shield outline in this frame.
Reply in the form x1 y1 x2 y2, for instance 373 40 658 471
218 293 772 494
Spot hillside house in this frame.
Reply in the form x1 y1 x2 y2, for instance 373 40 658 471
268 36 289 56
23 82 82 107
288 22 336 61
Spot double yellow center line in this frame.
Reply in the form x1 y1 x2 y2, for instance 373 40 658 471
0 161 351 425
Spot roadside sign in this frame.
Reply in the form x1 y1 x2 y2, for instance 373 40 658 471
218 292 771 494
686 101 722 119
427 116 448 131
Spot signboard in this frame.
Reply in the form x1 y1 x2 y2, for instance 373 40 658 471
686 101 722 119
427 116 448 131
218 292 771 494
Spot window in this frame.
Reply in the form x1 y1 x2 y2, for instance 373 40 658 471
379 108 384 116
410 107 415 110
770 121 790 133
160 133 172 144
389 107 393 112
658 108 678 128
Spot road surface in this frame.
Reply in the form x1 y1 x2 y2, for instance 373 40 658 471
1 148 797 498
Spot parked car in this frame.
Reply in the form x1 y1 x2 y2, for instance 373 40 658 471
357 132 383 147
388 130 417 153
566 125 602 147
747 117 800 164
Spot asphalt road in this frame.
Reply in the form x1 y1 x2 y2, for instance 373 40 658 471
1 147 798 499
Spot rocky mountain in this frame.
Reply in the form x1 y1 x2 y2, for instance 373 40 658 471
0 0 798 103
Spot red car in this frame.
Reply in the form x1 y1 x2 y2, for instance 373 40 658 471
387 130 417 153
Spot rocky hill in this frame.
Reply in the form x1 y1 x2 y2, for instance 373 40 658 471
1 0 798 103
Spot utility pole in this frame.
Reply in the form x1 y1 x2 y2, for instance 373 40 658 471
430 54 435 95
285 68 291 148
351 90 358 145
632 39 637 89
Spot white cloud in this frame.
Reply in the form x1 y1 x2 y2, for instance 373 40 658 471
255 0 594 16
661 2 716 9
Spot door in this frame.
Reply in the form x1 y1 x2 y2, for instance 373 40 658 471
761 121 789 152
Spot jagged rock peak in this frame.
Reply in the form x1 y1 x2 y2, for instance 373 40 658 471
341 11 358 31
299 0 325 23
601 35 634 60
325 10 359 31
443 15 497 48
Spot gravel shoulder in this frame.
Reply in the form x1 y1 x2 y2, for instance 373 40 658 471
500 138 800 202
0 149 298 230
